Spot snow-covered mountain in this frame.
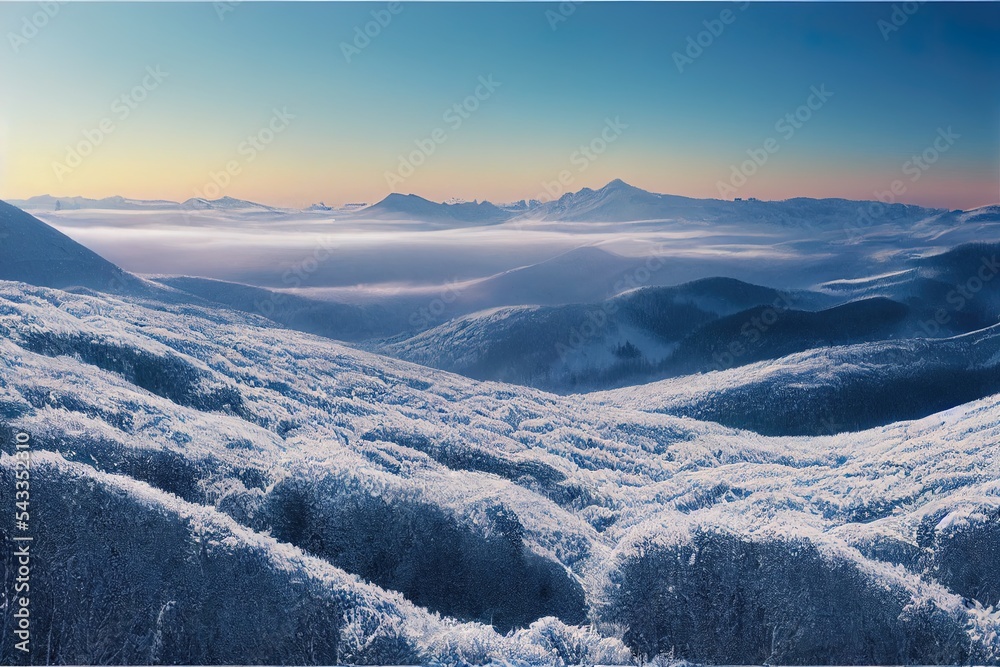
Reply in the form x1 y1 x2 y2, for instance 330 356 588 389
1 278 999 664
6 194 181 211
180 195 277 211
0 200 144 291
7 194 300 215
377 277 836 391
526 178 716 222
592 323 1000 435
513 180 976 227
371 242 1000 395
7 194 279 212
523 180 945 225
8 181 972 229
355 193 511 224
347 179 947 226
3 200 1000 664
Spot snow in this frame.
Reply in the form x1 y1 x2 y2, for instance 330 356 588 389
1 278 999 662
25 179 1000 304
3 192 1000 663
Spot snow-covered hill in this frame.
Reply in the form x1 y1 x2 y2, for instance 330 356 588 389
592 324 1000 435
1 280 999 664
0 200 146 292
819 242 1000 333
378 277 835 391
3 199 1000 664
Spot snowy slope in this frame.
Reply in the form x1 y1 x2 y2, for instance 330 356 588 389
0 200 146 291
378 278 833 391
0 449 633 665
1 280 999 663
591 324 1000 435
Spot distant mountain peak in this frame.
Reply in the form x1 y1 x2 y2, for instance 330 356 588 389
602 178 637 190
361 192 507 223
383 192 432 203
180 196 273 210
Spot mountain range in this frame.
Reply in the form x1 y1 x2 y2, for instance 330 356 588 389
14 179 991 227
337 178 960 226
8 194 275 212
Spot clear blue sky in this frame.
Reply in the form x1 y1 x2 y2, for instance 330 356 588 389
1 1 997 207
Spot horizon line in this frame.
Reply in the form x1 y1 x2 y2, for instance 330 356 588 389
5 179 996 212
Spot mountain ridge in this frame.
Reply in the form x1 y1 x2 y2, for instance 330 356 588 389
9 179 975 224
355 179 952 225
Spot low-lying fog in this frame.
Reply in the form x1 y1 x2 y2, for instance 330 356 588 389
32 207 991 310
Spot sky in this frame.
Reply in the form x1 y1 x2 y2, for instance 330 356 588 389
0 1 998 209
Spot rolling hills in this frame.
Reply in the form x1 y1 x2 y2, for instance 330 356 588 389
0 279 998 663
2 200 1000 664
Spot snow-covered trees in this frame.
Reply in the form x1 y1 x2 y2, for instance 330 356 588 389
265 474 587 631
601 523 988 665
0 455 348 664
1 280 999 664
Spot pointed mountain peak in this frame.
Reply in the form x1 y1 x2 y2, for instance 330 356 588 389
380 192 433 204
601 178 641 192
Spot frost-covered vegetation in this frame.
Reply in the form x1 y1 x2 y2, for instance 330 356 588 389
594 325 1000 435
1 281 999 664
